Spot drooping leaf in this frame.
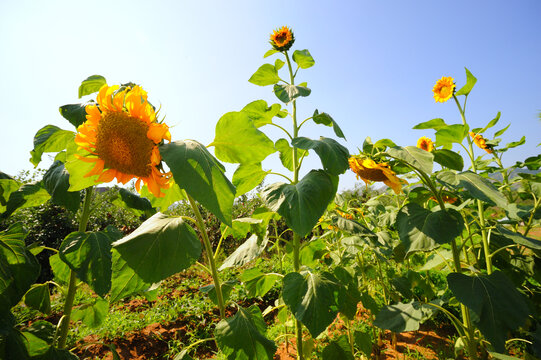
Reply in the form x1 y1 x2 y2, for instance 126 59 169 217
23 284 51 315
241 100 282 128
447 271 530 352
59 103 90 129
211 112 276 164
312 110 346 140
274 138 308 172
71 298 109 328
248 64 280 86
215 305 276 360
261 170 337 237
412 118 447 130
374 300 440 332
30 125 75 167
505 136 526 149
455 67 477 96
64 140 100 192
78 75 106 98
160 140 235 226
436 171 508 208
232 163 269 197
491 225 541 256
20 320 55 357
397 203 464 255
321 335 354 360
292 49 315 69
43 161 80 213
0 172 20 214
282 271 341 337
109 249 152 302
1 182 50 219
354 329 373 357
274 84 311 104
433 149 464 171
292 137 350 176
240 268 281 298
219 234 268 270
387 146 434 174
116 188 155 216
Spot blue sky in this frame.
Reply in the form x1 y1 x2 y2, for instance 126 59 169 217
1 0 540 192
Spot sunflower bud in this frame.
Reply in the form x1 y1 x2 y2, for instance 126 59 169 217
270 26 295 52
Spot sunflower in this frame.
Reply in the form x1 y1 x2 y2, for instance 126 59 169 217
270 26 295 51
417 136 434 152
469 132 494 154
336 209 354 220
75 84 172 197
348 156 406 194
432 76 456 103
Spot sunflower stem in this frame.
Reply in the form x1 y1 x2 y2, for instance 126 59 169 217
186 193 226 319
57 186 94 349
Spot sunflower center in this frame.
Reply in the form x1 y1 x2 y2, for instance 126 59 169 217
275 32 288 45
95 111 153 177
360 168 389 182
439 85 452 98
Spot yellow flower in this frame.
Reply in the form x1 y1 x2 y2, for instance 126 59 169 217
270 26 295 51
469 132 494 154
75 84 172 197
348 156 406 194
432 76 456 103
336 209 354 220
417 136 434 152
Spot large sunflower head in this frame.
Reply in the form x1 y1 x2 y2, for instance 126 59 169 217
469 132 494 154
417 136 434 152
75 84 172 197
432 76 456 103
348 155 406 194
270 26 295 51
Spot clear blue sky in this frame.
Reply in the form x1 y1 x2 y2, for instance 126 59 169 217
1 0 540 191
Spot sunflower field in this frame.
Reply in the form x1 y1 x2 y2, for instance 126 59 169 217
1 26 541 360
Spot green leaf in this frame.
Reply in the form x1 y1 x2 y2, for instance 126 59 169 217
23 284 51 315
374 300 440 332
412 118 447 130
455 67 477 96
312 110 346 140
78 75 106 98
43 161 80 213
59 231 117 297
494 123 511 137
112 213 201 284
433 149 464 171
64 141 100 192
387 146 434 174
292 137 350 176
240 268 281 297
373 138 397 150
473 112 501 134
492 225 541 255
49 254 70 285
397 203 464 255
0 173 20 214
109 249 152 302
219 234 268 270
292 49 315 69
354 329 373 357
1 182 50 219
30 125 75 167
261 170 337 237
274 84 311 104
488 352 522 360
447 271 530 352
505 136 525 149
333 267 361 320
220 217 262 240
72 298 109 328
274 138 308 172
117 188 155 215
0 224 40 309
232 163 269 197
282 271 340 337
263 49 279 58
211 111 276 164
248 64 280 86
435 124 468 149
275 58 285 70
140 180 185 212
160 140 235 226
21 320 55 357
321 335 354 360
436 171 508 208
241 100 282 128
199 281 236 306
59 103 89 129
215 305 276 360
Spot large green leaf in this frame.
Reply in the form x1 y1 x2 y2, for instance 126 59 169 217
374 300 440 332
240 268 281 298
455 67 477 96
0 224 40 310
282 271 341 337
219 234 268 271
241 100 282 128
387 146 433 174
292 49 315 69
1 182 50 219
274 138 308 172
23 284 51 315
321 335 354 360
435 124 468 149
64 141 100 192
59 230 117 297
215 305 276 360
220 217 262 240
0 172 20 214
273 84 311 104
248 64 280 86
412 118 447 130
30 125 75 167
492 225 541 256
232 163 269 197
71 298 109 328
48 254 70 285
160 140 235 225
211 112 276 164
291 137 350 176
312 110 346 140
140 180 185 212
20 320 55 358
59 103 90 129
447 271 530 352
261 170 337 237
109 249 152 302
112 213 201 284
397 203 464 255
43 161 80 213
78 75 106 98
436 171 508 208
433 149 464 171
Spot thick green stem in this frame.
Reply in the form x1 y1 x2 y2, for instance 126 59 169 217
187 193 226 319
57 186 94 349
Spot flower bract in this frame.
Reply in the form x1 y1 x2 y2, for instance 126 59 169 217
417 136 434 152
348 156 406 194
270 26 295 51
432 76 456 103
75 84 172 197
469 132 494 154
